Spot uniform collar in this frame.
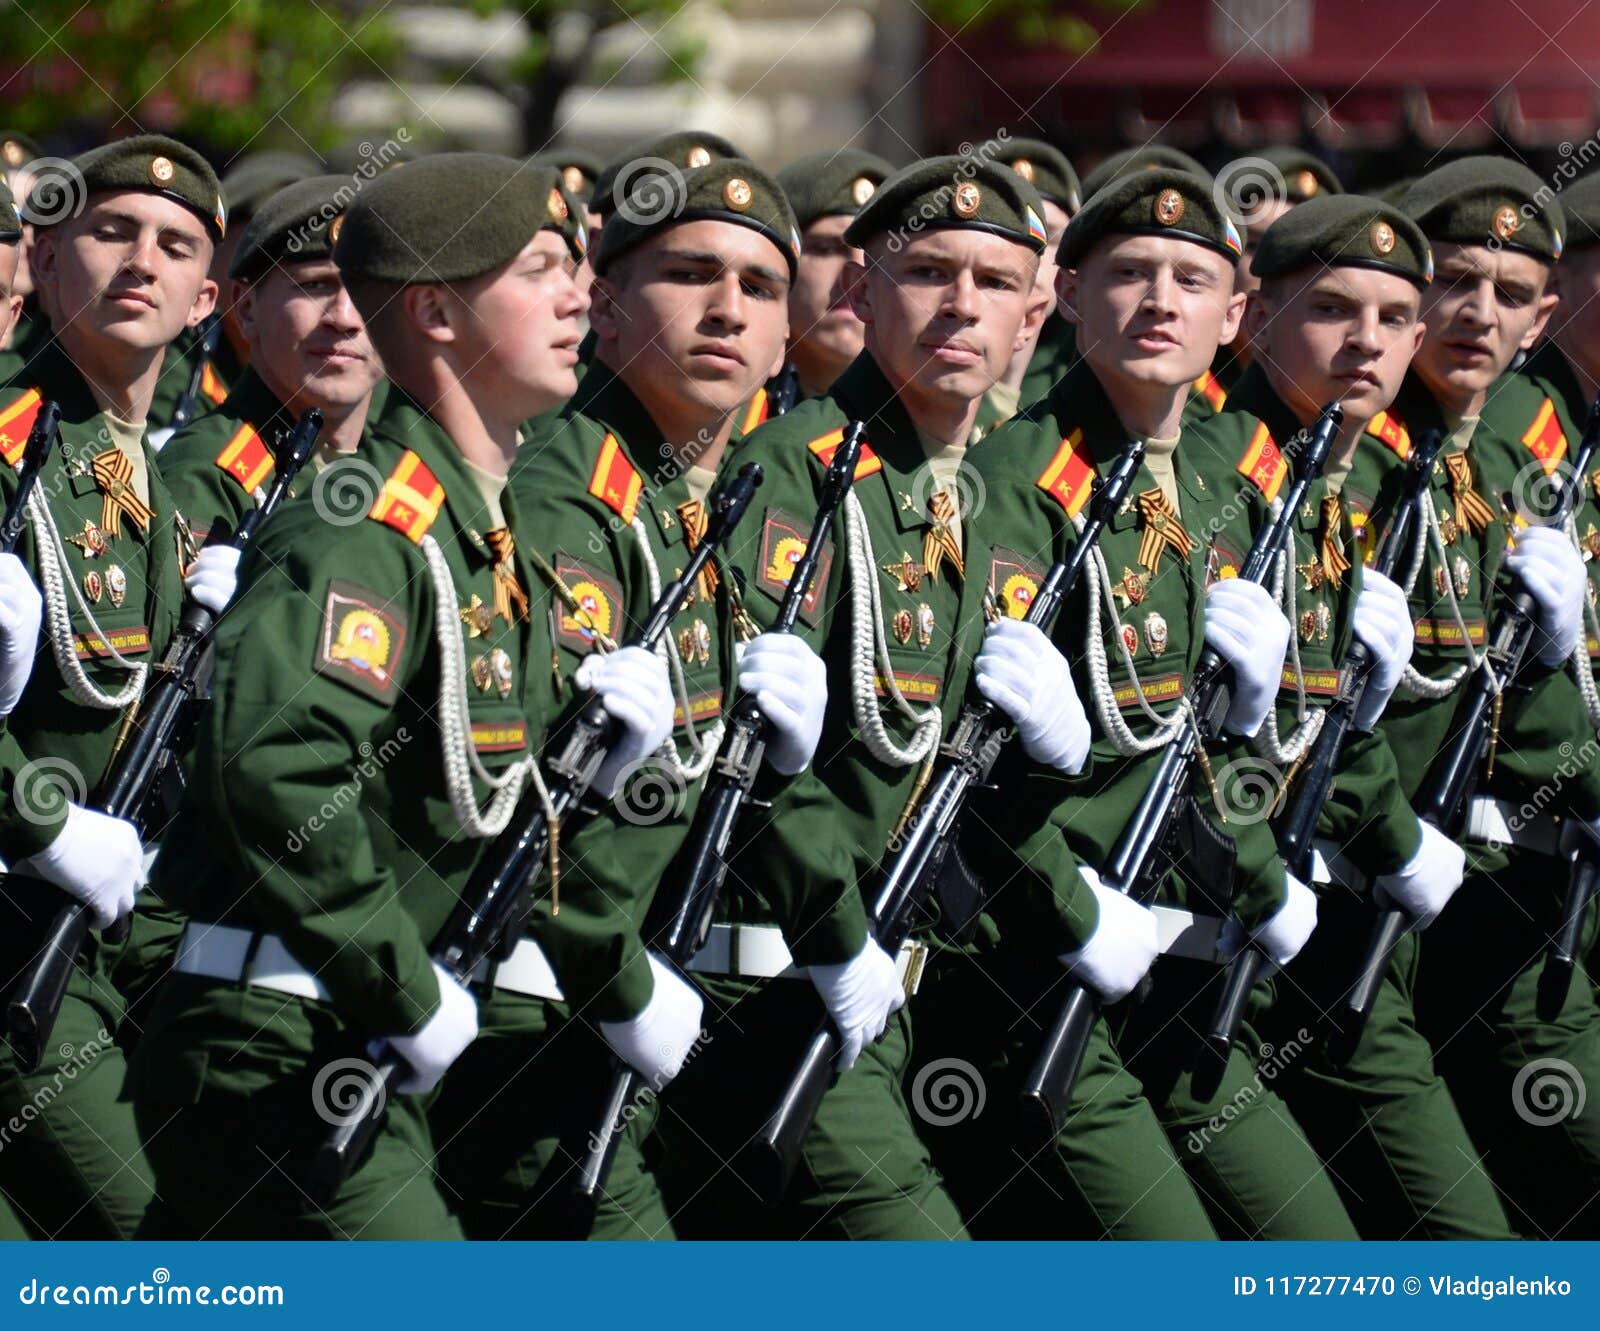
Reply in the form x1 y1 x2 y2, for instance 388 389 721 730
219 366 292 439
1038 356 1148 469
1219 364 1313 470
8 336 105 428
830 351 937 474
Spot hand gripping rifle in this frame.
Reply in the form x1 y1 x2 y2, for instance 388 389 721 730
1330 394 1600 1055
5 408 324 1071
306 462 763 1207
0 401 62 554
751 437 1149 1201
1018 405 1341 1149
1195 426 1445 1088
573 428 863 1201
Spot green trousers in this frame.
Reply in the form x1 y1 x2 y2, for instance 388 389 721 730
656 974 969 1240
1267 889 1515 1239
429 991 674 1240
1415 838 1600 1238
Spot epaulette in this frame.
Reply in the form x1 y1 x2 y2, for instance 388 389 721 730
1365 409 1410 459
1194 369 1228 414
1235 420 1287 502
1036 427 1096 517
587 432 643 524
199 361 228 407
367 449 445 543
739 387 770 435
0 388 44 469
807 426 882 480
214 423 274 494
1519 396 1567 474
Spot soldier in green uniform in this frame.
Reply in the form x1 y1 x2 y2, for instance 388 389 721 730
0 134 237 1238
431 158 805 1239
1079 144 1210 203
921 168 1352 1238
158 176 383 544
123 154 627 1239
775 148 894 401
1186 194 1517 1238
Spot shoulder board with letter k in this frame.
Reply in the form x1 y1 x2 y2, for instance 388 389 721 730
214 423 275 494
0 388 44 469
1036 427 1096 517
368 450 445 543
587 432 644 524
807 426 881 479
1365 409 1411 459
1520 396 1568 474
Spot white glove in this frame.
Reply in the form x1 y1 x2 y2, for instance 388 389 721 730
1203 577 1290 738
1248 872 1318 967
1505 525 1584 665
575 645 675 797
1373 820 1464 930
183 542 241 614
17 802 145 929
384 963 479 1094
1058 865 1160 1002
809 937 905 1071
1351 566 1414 730
598 952 705 1087
735 632 827 775
0 552 42 717
972 617 1091 773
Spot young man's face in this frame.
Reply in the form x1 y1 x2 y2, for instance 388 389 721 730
1550 247 1600 375
34 190 217 355
1034 198 1070 317
0 243 21 346
235 258 381 412
443 228 589 423
591 219 791 429
1247 266 1424 424
851 227 1041 405
1412 240 1556 409
1064 232 1244 391
787 213 865 381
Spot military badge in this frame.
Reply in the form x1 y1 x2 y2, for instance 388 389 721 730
66 521 106 558
1144 612 1168 656
1295 169 1320 199
851 176 875 206
553 554 621 652
470 655 494 694
686 145 712 168
1315 602 1331 643
562 165 586 195
952 181 981 219
315 580 407 702
1154 188 1185 226
1583 524 1600 560
1120 623 1140 659
692 619 713 667
916 603 935 648
106 564 127 607
1434 565 1450 599
489 647 514 698
723 178 753 212
883 551 925 594
1299 610 1317 643
149 155 175 184
1454 555 1472 598
1370 220 1395 255
988 546 1044 620
460 594 494 638
1115 566 1148 607
1493 204 1520 241
756 507 831 625
83 571 103 604
1 140 23 168
893 609 914 644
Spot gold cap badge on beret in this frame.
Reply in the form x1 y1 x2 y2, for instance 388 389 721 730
547 186 569 221
561 165 585 194
952 181 981 219
1 140 22 168
1370 220 1395 255
1012 158 1035 183
1493 204 1520 241
1295 169 1320 198
1154 188 1185 226
724 177 753 212
686 145 712 168
150 155 175 185
851 176 875 206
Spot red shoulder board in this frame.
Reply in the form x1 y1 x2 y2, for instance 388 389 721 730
199 361 228 406
214 423 274 494
1194 370 1228 413
1036 427 1097 518
807 427 882 480
1520 396 1568 474
739 387 770 435
1366 410 1411 459
0 388 44 469
367 450 445 543
587 432 644 524
1235 420 1287 502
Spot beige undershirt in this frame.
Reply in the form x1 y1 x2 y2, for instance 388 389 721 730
1445 411 1480 454
1143 432 1182 516
1323 452 1354 497
683 462 718 507
982 381 1022 430
916 426 969 554
99 410 151 510
309 439 354 475
462 456 508 531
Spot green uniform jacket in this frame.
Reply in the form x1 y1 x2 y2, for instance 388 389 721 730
960 356 1291 951
127 389 556 1100
1185 366 1421 878
1017 314 1078 408
508 361 739 1019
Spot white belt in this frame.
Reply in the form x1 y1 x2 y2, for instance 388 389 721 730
1151 905 1227 963
173 922 331 1002
686 923 928 995
1463 795 1562 856
470 937 565 1002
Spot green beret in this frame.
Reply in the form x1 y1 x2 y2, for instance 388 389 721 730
0 132 40 172
323 135 415 178
777 149 894 231
1400 155 1564 262
1060 166 1242 267
1253 194 1431 289
229 175 355 282
0 178 19 242
595 158 799 279
220 150 322 221
1253 147 1342 203
1374 176 1415 206
334 154 584 285
997 137 1081 213
592 130 743 220
844 155 1049 254
1081 145 1210 201
61 134 225 240
528 148 602 204
1554 173 1600 251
